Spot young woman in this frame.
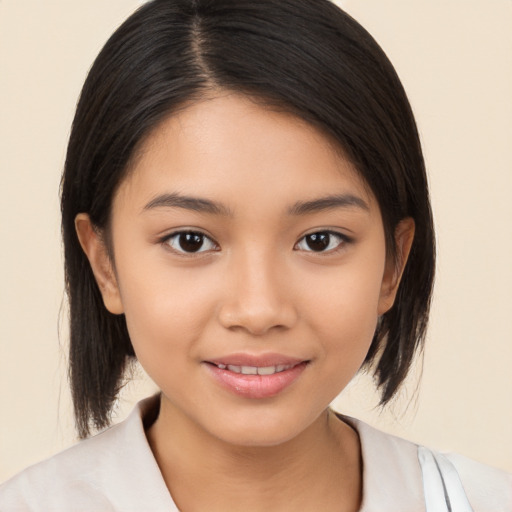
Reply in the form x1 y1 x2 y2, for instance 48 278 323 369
1 0 510 510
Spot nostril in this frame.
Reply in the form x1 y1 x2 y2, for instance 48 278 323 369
217 302 298 336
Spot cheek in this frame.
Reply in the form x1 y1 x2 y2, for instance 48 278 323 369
285 269 382 415
115 257 220 368
306 259 384 332
301 255 385 371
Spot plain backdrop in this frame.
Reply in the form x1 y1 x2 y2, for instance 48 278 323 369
1 0 511 481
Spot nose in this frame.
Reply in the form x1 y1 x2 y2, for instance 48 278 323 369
217 250 298 336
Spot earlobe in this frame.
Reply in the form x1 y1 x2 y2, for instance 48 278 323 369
378 217 415 315
75 213 124 315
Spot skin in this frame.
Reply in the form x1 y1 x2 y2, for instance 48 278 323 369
76 93 414 512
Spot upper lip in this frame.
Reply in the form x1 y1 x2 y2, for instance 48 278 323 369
205 353 308 368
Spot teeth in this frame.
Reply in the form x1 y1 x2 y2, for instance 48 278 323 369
257 366 277 375
219 364 294 375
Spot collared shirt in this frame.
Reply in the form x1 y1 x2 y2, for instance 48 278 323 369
1 395 510 511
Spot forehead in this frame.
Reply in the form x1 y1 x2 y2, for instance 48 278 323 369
114 93 377 217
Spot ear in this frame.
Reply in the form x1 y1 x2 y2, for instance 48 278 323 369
75 213 124 315
378 217 415 315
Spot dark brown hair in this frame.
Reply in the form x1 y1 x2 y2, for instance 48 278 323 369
61 0 435 438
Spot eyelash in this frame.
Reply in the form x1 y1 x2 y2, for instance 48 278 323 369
294 231 351 254
161 231 219 255
160 230 351 256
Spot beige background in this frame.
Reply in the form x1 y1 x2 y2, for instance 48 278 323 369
1 0 511 482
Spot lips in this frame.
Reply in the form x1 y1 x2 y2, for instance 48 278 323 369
203 353 309 399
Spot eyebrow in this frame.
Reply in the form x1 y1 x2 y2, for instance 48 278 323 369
143 193 233 216
287 194 370 215
142 192 369 217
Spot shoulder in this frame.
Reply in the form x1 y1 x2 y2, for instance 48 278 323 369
343 415 511 512
446 451 512 511
0 396 174 512
0 420 125 511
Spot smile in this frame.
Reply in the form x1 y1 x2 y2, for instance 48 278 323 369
204 356 309 399
214 363 296 375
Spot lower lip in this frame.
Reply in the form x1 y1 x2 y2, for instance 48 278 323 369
204 362 308 399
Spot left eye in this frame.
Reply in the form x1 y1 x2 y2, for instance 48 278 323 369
164 231 218 254
295 231 346 253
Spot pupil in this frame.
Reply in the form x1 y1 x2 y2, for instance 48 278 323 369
306 232 329 251
179 233 204 252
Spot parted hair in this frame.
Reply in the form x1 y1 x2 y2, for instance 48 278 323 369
61 0 435 438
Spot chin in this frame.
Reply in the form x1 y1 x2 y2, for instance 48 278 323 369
217 428 301 449
205 409 321 449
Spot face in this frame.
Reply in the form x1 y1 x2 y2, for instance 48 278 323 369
78 93 411 447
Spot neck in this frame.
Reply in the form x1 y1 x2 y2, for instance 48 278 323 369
146 397 362 512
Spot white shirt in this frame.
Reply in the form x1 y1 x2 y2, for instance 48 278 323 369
1 395 510 511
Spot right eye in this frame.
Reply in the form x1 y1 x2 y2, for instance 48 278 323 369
163 231 218 254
